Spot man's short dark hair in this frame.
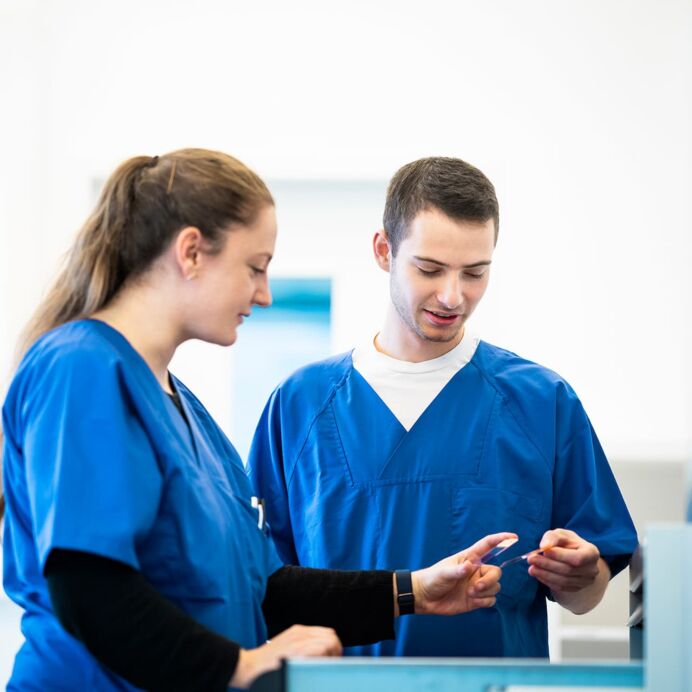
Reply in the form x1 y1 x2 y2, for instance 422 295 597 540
383 157 499 256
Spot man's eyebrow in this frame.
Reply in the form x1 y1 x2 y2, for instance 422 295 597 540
414 255 492 269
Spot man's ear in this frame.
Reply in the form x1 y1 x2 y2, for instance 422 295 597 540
373 230 392 272
174 226 204 280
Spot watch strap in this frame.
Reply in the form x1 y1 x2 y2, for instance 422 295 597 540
395 570 415 615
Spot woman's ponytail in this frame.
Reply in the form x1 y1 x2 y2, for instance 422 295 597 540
1 148 273 524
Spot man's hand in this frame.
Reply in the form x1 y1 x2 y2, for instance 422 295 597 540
527 528 610 614
231 625 342 689
410 532 517 616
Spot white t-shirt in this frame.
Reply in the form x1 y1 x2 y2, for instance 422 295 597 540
352 333 480 431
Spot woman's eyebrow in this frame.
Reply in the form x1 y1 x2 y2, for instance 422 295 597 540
253 252 273 262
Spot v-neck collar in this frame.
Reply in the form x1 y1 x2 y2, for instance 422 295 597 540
84 319 201 465
350 334 480 436
169 376 205 465
331 346 495 484
372 361 480 479
352 333 480 431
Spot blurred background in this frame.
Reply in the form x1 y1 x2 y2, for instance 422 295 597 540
1 0 691 683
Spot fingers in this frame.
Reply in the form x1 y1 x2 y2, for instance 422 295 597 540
466 566 502 609
469 562 501 590
528 564 592 592
532 529 600 570
524 529 601 594
271 625 343 658
528 546 600 593
234 626 342 689
467 595 498 608
530 546 598 570
468 578 501 598
464 532 518 565
540 528 580 550
298 628 342 657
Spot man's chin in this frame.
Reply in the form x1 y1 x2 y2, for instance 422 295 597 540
417 325 463 344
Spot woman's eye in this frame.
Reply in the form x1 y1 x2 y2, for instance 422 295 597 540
251 266 266 276
418 268 439 276
464 272 485 280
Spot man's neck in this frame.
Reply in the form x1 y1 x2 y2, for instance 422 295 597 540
375 309 464 363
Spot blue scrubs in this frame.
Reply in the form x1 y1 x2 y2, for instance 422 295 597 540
248 341 637 657
2 319 282 691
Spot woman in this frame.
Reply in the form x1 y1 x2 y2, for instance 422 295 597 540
1 149 513 691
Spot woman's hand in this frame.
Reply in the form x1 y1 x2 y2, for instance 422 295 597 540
230 625 342 689
410 532 517 615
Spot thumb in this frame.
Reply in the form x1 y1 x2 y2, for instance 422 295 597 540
540 530 561 550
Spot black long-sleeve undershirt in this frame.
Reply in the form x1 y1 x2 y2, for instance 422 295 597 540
45 549 394 692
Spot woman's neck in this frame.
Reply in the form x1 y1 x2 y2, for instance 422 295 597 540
91 284 181 394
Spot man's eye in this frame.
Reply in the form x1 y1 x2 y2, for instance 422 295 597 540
418 268 440 276
464 272 485 280
251 266 266 275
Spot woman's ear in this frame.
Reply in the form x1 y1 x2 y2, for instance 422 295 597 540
174 226 204 280
373 230 392 272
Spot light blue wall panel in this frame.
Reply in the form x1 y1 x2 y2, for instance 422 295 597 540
230 278 331 462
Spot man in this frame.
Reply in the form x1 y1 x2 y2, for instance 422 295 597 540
248 157 637 657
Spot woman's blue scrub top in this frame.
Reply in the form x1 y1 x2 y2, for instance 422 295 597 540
2 320 282 691
248 342 638 658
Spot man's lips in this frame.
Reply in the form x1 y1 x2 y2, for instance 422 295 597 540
423 309 461 325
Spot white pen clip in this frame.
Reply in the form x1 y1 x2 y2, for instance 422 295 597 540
251 496 266 532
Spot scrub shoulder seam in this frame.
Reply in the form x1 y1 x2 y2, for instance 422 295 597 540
285 357 355 488
468 358 553 474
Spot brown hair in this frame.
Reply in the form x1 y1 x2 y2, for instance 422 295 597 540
382 156 499 256
0 148 273 522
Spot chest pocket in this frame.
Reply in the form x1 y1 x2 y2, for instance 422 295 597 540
451 486 543 606
139 434 268 608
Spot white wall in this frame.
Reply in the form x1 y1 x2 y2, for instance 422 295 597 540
1 0 691 464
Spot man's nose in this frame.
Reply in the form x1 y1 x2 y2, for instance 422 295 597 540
436 275 463 309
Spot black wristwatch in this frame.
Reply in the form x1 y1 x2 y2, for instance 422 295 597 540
395 570 415 615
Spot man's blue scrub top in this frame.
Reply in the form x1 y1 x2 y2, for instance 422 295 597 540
2 320 282 691
249 341 638 658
